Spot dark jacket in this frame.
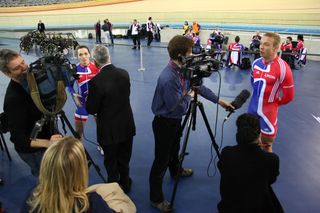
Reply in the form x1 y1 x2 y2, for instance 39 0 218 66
3 80 50 153
218 144 282 213
86 64 135 145
37 23 45 33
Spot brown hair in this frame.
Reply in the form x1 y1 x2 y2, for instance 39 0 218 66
167 35 194 60
0 49 20 74
264 32 281 48
75 45 90 56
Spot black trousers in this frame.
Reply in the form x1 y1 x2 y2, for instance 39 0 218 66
149 116 182 203
96 32 101 43
100 137 133 188
147 31 153 46
108 30 114 44
132 34 141 47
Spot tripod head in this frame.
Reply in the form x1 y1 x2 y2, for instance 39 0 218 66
29 111 73 141
188 86 201 131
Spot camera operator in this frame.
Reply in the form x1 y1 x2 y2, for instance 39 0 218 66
0 49 63 177
218 113 282 213
149 35 233 212
86 45 136 193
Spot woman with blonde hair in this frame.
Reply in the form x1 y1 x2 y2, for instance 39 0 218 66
21 136 115 213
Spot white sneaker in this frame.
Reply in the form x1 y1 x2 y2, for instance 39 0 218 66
97 146 104 156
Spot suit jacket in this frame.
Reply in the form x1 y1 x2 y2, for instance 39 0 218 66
86 64 135 145
217 144 282 213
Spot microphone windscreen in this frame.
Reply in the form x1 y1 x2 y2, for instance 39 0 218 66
231 89 251 110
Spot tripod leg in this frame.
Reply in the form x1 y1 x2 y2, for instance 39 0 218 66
0 133 12 161
170 100 196 209
197 102 221 159
180 103 192 133
0 136 3 151
59 111 107 183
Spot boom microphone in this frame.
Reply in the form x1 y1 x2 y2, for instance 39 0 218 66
224 89 251 121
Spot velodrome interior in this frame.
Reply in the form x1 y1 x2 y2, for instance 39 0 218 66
0 0 320 212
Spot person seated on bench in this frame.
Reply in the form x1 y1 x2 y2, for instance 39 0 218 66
192 32 203 54
281 36 293 52
293 34 304 53
252 31 261 41
280 36 295 69
293 35 307 66
226 36 244 68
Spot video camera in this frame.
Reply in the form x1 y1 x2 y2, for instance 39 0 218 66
22 55 77 111
182 53 220 87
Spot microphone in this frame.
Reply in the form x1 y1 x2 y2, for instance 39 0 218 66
224 89 251 121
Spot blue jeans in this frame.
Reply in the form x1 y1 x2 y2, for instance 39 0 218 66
18 149 45 177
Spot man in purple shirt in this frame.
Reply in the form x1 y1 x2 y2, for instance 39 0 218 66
149 35 233 212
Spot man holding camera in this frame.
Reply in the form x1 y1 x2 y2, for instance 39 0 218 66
0 49 63 177
149 35 233 212
86 45 135 193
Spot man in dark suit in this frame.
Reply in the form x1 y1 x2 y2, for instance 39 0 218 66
37 20 45 33
218 113 283 213
86 45 136 193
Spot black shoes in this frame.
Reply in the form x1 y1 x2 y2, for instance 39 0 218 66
151 200 172 212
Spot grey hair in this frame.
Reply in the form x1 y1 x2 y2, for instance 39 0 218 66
0 48 20 74
92 45 111 67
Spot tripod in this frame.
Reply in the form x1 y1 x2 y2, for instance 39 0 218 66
32 110 106 183
58 111 107 183
170 88 220 211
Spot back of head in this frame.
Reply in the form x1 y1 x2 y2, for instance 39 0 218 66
236 113 260 145
297 34 304 41
235 36 240 43
167 35 194 60
92 44 110 67
28 137 89 213
0 48 19 74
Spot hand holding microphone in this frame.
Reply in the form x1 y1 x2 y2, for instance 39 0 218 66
224 89 251 121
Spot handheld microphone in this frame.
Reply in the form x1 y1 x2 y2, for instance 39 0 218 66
224 89 251 121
